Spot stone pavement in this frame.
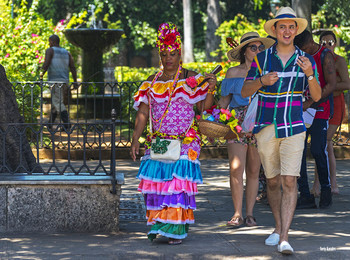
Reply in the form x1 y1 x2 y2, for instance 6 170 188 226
1 159 349 259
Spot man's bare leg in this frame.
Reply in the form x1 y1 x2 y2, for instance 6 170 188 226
266 175 282 235
280 175 298 243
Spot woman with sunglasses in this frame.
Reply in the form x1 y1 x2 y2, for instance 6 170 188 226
310 31 350 196
218 32 275 227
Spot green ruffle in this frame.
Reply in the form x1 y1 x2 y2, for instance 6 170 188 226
147 222 189 241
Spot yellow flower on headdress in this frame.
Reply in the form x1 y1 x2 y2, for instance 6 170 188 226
156 22 182 53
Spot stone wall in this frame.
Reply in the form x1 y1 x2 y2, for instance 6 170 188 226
0 180 122 233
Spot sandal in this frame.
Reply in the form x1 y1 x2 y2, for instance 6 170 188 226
168 238 182 245
244 215 257 227
226 216 244 227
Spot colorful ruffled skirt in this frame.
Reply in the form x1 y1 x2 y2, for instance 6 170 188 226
137 157 202 241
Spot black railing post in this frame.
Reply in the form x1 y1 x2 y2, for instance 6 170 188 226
110 108 117 194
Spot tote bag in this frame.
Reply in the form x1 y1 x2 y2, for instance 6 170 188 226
241 94 258 133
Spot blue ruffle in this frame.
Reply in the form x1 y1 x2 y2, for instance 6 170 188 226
221 78 249 108
137 159 203 183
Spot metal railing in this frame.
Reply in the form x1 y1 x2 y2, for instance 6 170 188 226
2 81 350 178
12 81 140 149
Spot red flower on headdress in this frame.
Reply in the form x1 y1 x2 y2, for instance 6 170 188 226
163 33 176 45
156 22 181 53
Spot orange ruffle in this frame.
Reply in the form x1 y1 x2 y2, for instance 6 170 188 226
146 207 195 225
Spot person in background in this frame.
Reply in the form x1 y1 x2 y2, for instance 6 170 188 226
130 22 217 245
294 30 336 209
310 31 350 196
218 32 275 228
40 34 77 130
242 7 322 254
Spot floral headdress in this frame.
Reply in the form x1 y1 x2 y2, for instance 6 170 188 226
156 22 182 53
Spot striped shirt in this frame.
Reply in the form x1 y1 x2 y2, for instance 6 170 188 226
246 45 318 138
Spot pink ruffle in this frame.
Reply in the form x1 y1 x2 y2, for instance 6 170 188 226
138 177 198 195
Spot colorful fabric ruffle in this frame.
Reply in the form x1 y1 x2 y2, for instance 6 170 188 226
146 207 194 225
144 193 196 210
137 159 202 183
138 177 198 196
148 223 189 241
133 75 208 111
133 76 206 241
138 159 200 240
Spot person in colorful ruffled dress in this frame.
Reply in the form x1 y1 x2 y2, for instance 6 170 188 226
130 22 217 245
218 32 275 227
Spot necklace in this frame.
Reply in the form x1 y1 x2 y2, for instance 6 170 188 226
163 71 177 79
148 66 182 132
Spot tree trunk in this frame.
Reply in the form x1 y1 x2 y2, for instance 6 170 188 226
292 0 312 32
0 65 43 173
183 0 194 63
205 0 221 62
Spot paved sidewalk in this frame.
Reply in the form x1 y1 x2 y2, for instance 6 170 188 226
1 159 349 259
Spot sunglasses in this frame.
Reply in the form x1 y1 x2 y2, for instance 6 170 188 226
247 44 265 52
321 40 335 47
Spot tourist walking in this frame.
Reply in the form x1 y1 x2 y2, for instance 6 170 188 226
310 30 350 196
40 34 77 130
241 7 322 254
130 22 217 245
294 30 336 209
218 32 275 227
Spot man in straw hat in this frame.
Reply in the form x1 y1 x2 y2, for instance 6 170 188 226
241 7 322 254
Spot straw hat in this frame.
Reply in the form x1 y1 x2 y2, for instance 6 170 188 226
264 7 308 37
227 32 275 62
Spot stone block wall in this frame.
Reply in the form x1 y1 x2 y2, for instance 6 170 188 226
0 181 122 233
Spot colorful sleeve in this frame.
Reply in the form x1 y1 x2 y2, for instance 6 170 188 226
246 56 261 81
179 74 209 103
133 81 150 111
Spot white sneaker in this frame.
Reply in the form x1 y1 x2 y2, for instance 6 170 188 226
265 233 280 246
278 241 294 255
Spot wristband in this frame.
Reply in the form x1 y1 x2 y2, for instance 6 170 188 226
259 77 264 86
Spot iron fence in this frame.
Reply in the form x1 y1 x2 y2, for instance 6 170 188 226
11 81 350 147
2 81 350 179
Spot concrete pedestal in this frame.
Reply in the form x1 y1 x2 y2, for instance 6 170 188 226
0 176 123 233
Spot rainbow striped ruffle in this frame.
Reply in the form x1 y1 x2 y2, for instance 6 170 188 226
133 75 209 111
137 158 202 240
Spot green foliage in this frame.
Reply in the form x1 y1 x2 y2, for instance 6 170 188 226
115 62 231 83
0 0 69 122
214 14 268 61
319 0 350 27
130 22 157 50
0 0 72 82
